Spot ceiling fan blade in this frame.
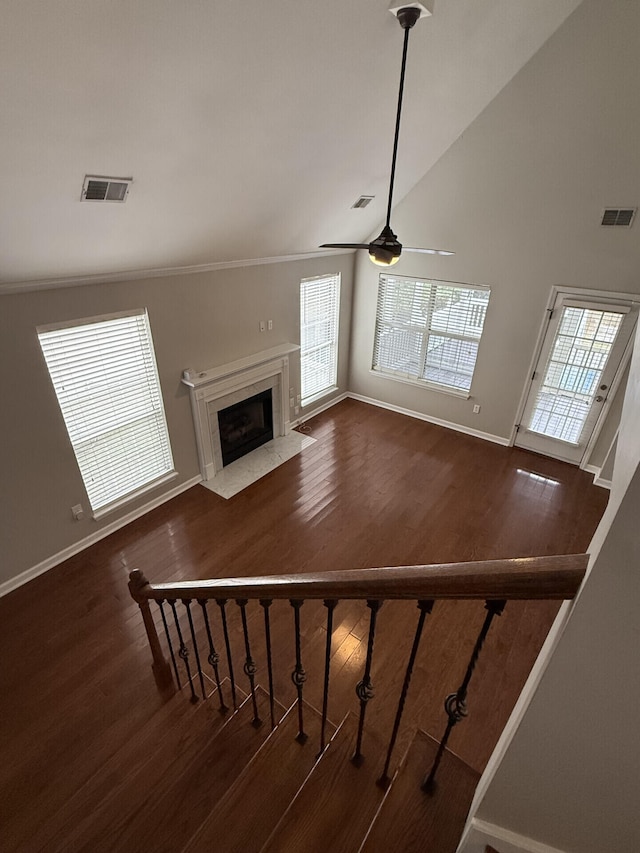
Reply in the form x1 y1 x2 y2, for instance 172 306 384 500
320 243 370 250
404 247 456 256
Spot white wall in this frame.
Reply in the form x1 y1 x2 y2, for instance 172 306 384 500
0 253 354 589
349 0 640 442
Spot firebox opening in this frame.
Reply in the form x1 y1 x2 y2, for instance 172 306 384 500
217 389 274 467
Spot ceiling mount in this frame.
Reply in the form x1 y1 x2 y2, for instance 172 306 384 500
320 4 454 266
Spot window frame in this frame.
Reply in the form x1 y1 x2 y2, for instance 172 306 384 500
37 308 175 518
371 274 490 398
300 273 341 407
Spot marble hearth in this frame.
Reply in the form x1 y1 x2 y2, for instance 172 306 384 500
182 344 314 498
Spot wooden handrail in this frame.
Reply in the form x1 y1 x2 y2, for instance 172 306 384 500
129 554 588 603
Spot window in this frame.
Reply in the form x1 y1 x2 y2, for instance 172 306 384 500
372 275 490 394
300 273 340 406
38 309 174 517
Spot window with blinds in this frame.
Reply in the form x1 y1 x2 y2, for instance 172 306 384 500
372 275 490 393
300 273 341 406
37 309 175 516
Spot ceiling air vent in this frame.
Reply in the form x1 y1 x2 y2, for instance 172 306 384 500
81 175 132 202
352 195 375 209
600 208 636 227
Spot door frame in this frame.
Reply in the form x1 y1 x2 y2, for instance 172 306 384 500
511 285 638 469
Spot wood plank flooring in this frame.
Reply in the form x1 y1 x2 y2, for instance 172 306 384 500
0 399 608 852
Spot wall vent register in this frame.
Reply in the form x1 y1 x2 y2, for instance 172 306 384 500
81 175 132 202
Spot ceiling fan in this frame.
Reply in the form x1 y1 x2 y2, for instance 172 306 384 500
321 4 455 266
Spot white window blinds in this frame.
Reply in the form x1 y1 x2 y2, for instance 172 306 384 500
372 275 490 393
38 309 174 515
300 273 340 406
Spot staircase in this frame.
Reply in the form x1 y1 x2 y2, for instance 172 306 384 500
29 554 585 853
29 677 479 853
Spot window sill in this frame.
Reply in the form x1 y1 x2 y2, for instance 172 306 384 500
301 385 339 409
368 369 471 400
92 470 178 520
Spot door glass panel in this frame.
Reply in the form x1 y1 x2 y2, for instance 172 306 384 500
527 307 623 443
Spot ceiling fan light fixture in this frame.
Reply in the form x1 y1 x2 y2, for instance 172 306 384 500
369 250 401 267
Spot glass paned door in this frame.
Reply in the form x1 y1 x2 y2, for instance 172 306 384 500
516 295 637 463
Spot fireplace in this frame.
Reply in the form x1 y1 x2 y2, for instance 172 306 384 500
181 343 299 483
218 389 274 466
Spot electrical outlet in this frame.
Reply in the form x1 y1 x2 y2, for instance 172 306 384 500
259 320 265 332
71 504 84 521
473 404 481 414
268 319 273 330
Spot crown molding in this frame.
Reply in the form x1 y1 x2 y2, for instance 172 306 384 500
0 249 354 296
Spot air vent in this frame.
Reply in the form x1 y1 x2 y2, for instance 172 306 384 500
81 175 132 203
352 195 375 209
601 208 636 227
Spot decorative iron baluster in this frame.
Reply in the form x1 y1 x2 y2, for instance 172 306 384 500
378 599 434 788
237 599 261 727
169 599 198 703
260 599 276 730
290 599 307 743
352 599 383 765
216 599 238 711
158 599 181 689
423 599 506 790
319 599 338 756
183 599 206 700
198 600 227 713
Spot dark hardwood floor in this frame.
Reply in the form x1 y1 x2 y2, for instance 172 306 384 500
0 399 608 851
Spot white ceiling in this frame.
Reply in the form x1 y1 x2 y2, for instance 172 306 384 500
0 0 583 286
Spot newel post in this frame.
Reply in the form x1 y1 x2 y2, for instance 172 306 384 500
128 569 174 690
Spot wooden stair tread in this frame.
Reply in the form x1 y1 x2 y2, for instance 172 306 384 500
359 729 480 853
261 712 386 853
109 686 284 853
30 679 236 853
50 685 238 853
184 700 336 853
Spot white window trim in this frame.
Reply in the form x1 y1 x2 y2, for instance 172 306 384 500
300 273 341 407
368 369 471 399
38 308 175 517
372 274 490 395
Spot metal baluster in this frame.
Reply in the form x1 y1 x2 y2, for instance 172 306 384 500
157 599 181 689
423 599 506 790
260 600 276 730
352 600 383 765
184 599 206 701
198 600 228 713
378 600 434 788
319 599 338 756
237 599 261 727
290 599 307 743
169 599 198 703
217 599 238 711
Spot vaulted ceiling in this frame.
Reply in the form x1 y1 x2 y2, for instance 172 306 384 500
0 0 583 286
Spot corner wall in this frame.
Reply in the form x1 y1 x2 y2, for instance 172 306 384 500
0 253 354 590
458 307 640 853
349 0 640 442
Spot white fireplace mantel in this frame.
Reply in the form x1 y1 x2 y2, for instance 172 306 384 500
182 343 299 482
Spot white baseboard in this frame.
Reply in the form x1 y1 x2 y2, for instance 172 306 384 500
347 393 510 446
457 818 569 853
293 391 348 426
582 463 612 490
0 475 202 599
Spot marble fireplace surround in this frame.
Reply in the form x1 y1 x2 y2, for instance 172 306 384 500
182 343 299 483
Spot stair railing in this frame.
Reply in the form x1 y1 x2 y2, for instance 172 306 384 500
129 554 587 787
